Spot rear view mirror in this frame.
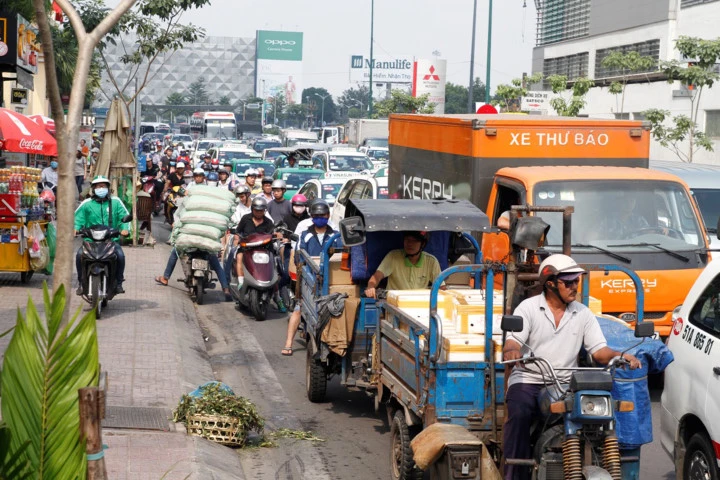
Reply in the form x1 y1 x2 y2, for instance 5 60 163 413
339 216 366 247
121 214 133 223
716 216 720 240
501 315 524 333
634 322 655 338
511 216 550 251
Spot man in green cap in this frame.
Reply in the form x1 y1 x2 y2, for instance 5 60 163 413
74 176 130 294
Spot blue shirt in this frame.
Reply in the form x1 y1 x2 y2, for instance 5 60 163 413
299 226 341 256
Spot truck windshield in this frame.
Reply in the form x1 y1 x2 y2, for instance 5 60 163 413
534 180 703 251
691 188 720 233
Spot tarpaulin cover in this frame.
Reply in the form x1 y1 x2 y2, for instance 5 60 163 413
596 316 674 448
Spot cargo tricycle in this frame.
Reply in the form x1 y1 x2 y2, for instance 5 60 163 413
296 199 663 480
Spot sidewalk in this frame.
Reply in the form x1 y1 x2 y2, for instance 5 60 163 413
0 225 244 479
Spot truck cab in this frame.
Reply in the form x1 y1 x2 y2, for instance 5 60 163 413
485 166 708 335
389 114 710 337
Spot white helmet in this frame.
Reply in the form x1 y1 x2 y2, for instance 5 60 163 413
538 254 585 284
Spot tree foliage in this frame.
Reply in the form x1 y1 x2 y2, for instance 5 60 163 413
301 87 337 124
185 78 211 105
493 73 543 112
337 85 370 118
644 36 720 162
443 78 487 113
601 51 657 113
547 75 594 117
1 284 99 479
373 90 435 118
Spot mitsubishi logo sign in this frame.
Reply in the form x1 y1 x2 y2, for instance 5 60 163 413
423 65 440 81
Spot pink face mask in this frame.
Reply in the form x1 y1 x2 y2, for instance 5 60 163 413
293 206 306 215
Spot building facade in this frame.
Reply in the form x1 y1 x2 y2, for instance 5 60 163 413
99 34 256 114
532 0 720 163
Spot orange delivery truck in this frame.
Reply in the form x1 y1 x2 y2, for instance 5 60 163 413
388 114 709 336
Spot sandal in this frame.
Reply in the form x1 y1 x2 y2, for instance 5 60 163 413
281 347 293 356
155 276 168 286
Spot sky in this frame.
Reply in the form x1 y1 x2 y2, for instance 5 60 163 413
177 0 538 97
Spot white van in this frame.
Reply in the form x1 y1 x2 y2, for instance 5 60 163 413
661 257 720 479
651 160 720 246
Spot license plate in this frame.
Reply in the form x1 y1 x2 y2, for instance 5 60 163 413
191 258 208 270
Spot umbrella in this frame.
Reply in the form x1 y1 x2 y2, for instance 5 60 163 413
28 114 56 136
0 108 58 156
94 99 133 178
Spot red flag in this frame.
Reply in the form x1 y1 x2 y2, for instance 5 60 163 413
52 2 63 22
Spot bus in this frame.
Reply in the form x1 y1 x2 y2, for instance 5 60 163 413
140 122 171 136
190 111 237 139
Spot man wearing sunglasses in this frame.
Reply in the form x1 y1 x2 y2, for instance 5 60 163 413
501 254 642 480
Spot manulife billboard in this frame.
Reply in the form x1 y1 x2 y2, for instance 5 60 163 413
255 30 304 108
256 31 303 61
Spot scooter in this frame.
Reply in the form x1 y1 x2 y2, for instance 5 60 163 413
77 214 132 319
227 225 297 321
178 248 214 305
164 185 185 225
500 315 654 480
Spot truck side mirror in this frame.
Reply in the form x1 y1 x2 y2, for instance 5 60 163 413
339 216 366 247
501 315 524 332
634 321 655 338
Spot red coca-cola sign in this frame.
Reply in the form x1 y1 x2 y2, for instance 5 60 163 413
18 138 44 151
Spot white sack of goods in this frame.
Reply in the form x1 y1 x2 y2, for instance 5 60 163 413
172 186 236 253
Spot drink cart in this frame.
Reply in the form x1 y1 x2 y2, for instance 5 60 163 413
0 166 49 282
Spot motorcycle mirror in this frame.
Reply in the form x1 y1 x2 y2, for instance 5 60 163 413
501 315 524 332
634 321 655 338
339 216 366 247
121 214 133 223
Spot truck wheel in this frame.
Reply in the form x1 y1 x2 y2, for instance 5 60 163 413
306 347 327 403
390 410 423 480
684 433 719 480
195 278 205 305
249 289 267 321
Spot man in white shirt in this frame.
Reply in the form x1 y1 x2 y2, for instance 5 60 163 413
502 254 641 480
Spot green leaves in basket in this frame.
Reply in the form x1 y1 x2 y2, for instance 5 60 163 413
173 383 265 434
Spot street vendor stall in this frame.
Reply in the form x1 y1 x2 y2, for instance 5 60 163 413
0 109 58 281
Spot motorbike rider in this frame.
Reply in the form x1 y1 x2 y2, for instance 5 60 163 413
260 176 274 202
267 179 291 221
364 231 442 299
160 146 174 173
206 171 220 187
222 159 240 190
210 158 221 172
282 200 338 356
216 168 232 190
163 161 186 194
74 176 130 295
502 254 642 480
244 168 261 195
187 168 207 190
234 197 276 282
231 184 253 224
41 159 59 195
200 154 213 172
284 194 309 234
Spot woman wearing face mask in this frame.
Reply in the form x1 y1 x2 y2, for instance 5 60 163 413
41 159 60 195
282 199 341 356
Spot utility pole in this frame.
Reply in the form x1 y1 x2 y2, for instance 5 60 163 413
468 0 478 113
485 0 493 104
314 93 329 126
368 0 375 117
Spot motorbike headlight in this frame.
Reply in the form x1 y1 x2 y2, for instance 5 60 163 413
252 252 270 264
91 230 107 241
580 395 611 418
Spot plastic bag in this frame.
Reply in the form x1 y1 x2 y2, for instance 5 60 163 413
188 184 236 203
28 223 45 258
177 210 231 230
182 196 233 216
174 233 223 253
45 221 57 274
30 242 49 271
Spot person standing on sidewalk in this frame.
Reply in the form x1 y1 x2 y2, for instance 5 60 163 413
74 148 87 199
